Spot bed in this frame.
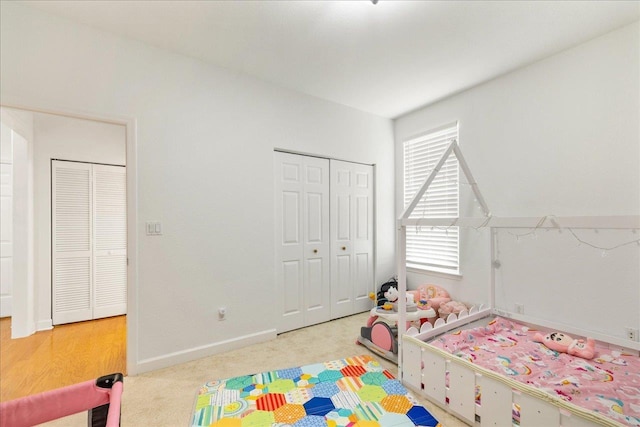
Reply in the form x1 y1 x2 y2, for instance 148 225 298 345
394 139 640 427
401 313 640 427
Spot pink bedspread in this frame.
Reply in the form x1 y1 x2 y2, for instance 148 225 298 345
430 317 640 426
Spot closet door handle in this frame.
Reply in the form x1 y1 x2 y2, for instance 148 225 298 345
313 249 318 254
341 246 346 251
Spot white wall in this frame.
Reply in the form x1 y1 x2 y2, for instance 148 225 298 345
0 2 395 371
0 107 35 338
394 22 640 341
32 113 126 330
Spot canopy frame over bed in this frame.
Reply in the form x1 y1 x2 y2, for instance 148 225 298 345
395 139 640 427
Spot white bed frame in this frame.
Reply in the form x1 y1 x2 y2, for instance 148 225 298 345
395 140 640 427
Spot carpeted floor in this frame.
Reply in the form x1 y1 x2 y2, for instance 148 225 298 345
42 313 467 426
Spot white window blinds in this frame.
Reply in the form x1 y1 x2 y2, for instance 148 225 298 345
403 123 459 273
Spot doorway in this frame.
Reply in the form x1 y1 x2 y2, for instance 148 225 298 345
0 106 133 387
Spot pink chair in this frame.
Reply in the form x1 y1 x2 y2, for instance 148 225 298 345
0 373 123 427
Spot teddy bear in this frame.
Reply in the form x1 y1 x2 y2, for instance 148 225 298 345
533 331 596 360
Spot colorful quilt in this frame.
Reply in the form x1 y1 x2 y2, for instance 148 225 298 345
191 355 439 426
430 317 640 426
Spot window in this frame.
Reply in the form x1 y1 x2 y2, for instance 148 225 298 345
403 122 459 274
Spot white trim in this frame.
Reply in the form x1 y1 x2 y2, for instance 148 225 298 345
136 329 277 374
406 265 463 280
36 319 53 331
125 118 138 375
9 127 34 338
273 148 374 167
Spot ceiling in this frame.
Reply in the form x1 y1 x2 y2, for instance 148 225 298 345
20 1 640 118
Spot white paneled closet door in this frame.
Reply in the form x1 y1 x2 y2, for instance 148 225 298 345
275 152 331 333
52 161 126 325
330 160 374 319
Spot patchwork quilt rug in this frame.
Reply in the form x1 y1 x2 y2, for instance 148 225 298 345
191 355 439 426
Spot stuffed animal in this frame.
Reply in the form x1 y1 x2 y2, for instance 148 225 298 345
407 285 451 310
533 331 596 360
375 277 398 306
384 286 399 303
438 300 467 319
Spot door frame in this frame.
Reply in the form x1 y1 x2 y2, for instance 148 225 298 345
0 100 139 376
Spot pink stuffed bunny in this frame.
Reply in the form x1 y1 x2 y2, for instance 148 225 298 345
533 331 596 360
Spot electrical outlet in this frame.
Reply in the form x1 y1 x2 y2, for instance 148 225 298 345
218 307 226 321
625 327 639 341
515 303 524 314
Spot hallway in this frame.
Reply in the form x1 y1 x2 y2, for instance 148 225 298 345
0 315 126 401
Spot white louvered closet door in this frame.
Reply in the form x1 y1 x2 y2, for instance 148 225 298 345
92 164 127 319
52 161 93 325
52 161 126 325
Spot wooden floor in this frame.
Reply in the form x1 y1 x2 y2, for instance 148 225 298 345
0 315 126 402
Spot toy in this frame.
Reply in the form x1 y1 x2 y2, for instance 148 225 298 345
407 284 450 311
358 280 442 362
384 286 417 312
373 277 399 306
438 300 468 319
533 331 596 360
384 286 399 302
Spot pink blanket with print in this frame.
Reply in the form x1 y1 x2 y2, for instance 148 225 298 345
430 317 640 426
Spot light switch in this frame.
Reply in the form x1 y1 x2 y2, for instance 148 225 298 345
146 221 162 236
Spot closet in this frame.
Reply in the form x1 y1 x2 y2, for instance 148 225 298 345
274 152 374 333
52 160 127 325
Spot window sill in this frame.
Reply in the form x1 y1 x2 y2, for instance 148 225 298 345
406 265 463 281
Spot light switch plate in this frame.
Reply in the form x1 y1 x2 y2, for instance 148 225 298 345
146 221 162 236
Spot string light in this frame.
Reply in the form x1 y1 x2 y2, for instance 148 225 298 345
472 214 493 231
507 216 548 239
567 228 640 252
414 183 640 253
490 215 640 253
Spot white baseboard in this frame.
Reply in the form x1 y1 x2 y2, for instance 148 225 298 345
37 319 53 331
135 329 277 374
